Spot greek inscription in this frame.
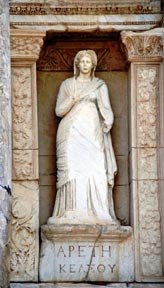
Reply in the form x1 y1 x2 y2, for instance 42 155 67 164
56 244 116 275
58 263 116 274
69 245 74 257
101 245 111 257
59 264 66 273
97 264 106 273
108 264 116 273
70 264 76 273
87 264 95 272
57 246 66 257
88 245 99 257
78 264 86 273
56 245 112 258
78 245 85 257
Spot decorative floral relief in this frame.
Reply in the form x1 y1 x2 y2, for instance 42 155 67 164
139 181 162 276
37 45 126 71
11 36 43 57
121 33 163 60
137 67 157 147
12 150 33 180
138 148 158 180
12 67 33 149
10 181 39 281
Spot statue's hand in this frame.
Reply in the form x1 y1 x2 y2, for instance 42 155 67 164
72 95 79 103
103 122 111 133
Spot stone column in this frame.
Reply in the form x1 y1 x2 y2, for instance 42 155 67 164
121 28 164 282
0 1 12 287
10 30 45 282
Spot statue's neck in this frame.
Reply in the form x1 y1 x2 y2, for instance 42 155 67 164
77 74 92 82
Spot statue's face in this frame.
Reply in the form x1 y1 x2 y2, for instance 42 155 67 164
78 55 93 75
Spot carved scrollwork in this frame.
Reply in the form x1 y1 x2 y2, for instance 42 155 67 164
12 67 33 149
12 150 33 180
37 44 126 71
137 66 158 147
139 181 162 276
10 181 39 281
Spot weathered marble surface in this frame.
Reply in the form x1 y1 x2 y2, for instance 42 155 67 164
0 0 11 287
9 0 162 31
39 224 133 282
10 283 164 288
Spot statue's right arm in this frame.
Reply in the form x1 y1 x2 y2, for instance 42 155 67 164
55 80 75 117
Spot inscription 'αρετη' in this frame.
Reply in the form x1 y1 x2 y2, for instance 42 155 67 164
56 245 111 258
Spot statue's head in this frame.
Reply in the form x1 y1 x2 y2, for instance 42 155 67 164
74 50 97 79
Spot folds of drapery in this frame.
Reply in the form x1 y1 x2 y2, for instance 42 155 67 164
55 76 117 188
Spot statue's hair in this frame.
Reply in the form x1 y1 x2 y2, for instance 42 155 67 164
74 50 97 79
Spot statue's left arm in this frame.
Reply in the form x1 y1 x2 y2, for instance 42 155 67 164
97 82 117 186
97 83 114 133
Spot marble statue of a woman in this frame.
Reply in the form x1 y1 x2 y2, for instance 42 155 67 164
48 50 118 226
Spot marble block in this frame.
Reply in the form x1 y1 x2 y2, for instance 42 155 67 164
39 225 134 282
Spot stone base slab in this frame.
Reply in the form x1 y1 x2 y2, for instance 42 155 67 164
10 283 164 288
39 224 134 282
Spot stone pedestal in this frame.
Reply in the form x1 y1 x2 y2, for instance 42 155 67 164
39 225 133 282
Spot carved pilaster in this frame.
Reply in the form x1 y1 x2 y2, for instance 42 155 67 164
10 30 45 282
121 29 164 282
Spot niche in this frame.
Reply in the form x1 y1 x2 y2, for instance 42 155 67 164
37 31 129 227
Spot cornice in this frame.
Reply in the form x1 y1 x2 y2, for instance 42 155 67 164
9 1 162 16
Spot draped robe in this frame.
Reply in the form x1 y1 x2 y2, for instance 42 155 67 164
48 77 117 225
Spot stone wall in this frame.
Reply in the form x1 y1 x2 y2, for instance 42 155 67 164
0 0 11 287
2 0 164 285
